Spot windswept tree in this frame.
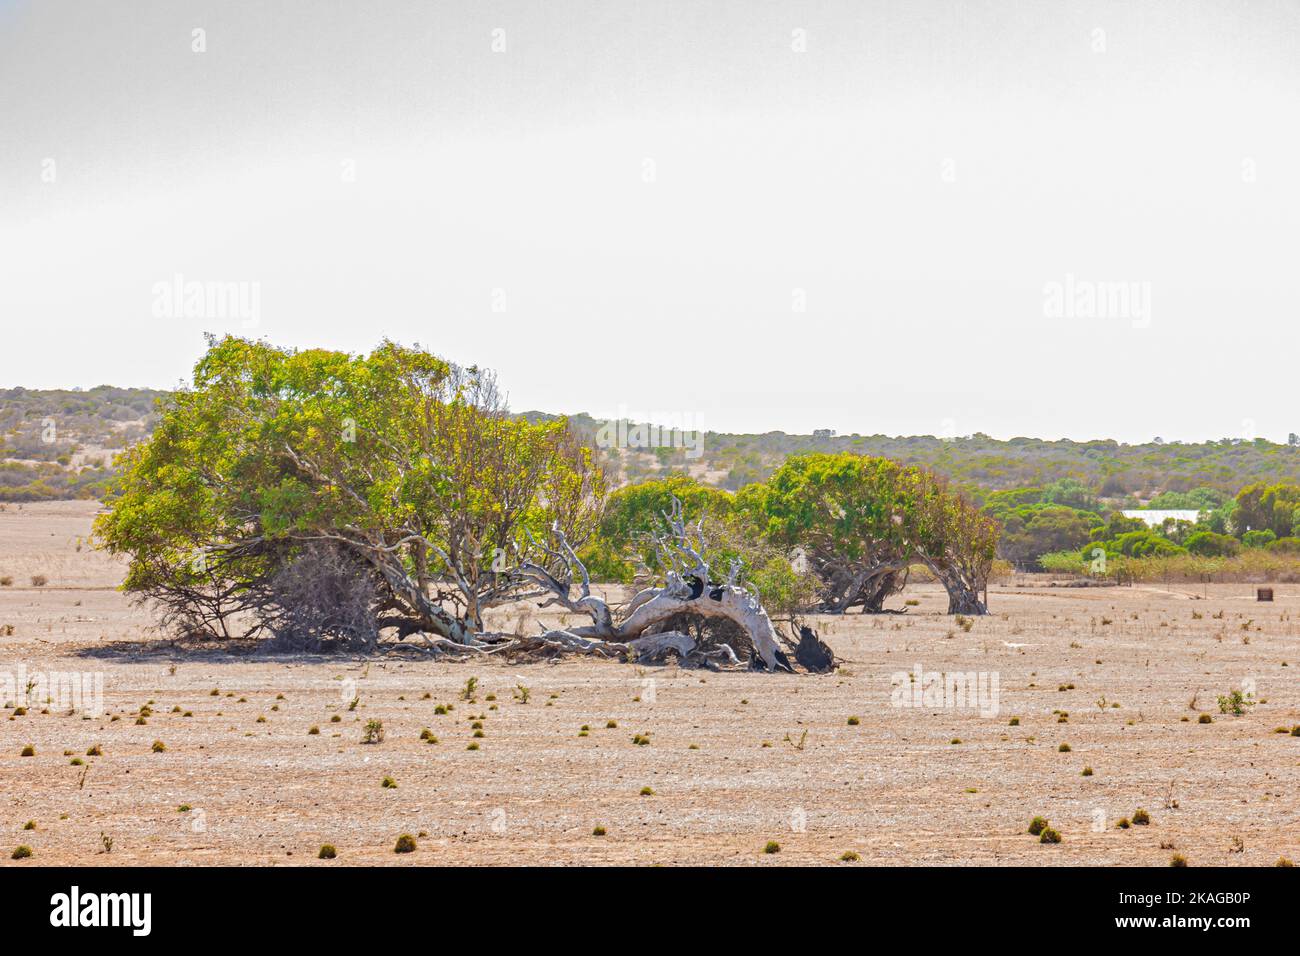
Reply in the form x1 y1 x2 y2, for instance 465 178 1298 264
734 452 999 615
738 453 915 613
902 469 1000 614
96 336 604 648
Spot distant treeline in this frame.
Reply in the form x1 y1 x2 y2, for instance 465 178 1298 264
530 410 1300 503
0 386 164 501
6 386 1300 507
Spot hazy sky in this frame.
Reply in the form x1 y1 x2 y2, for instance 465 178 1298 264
2 1 1298 442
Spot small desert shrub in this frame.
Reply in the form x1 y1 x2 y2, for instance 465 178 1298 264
632 733 650 746
318 844 337 859
1275 857 1295 867
955 614 973 632
1008 717 1020 726
394 833 417 854
466 742 479 750
1058 743 1071 752
1132 808 1151 825
151 740 166 752
434 704 448 715
20 744 34 757
69 757 83 766
22 821 35 831
11 845 32 859
0 576 11 586
1027 816 1049 836
419 727 434 740
763 841 781 854
1081 766 1093 776
840 850 860 862
1116 818 1131 829
905 599 920 607
847 716 860 726
330 714 341 723
30 575 47 587
1169 853 1188 867
381 776 397 789
177 804 191 812
308 726 320 735
1198 714 1213 724
950 738 961 745
86 744 101 756
362 719 384 744
1039 827 1062 844
1217 689 1253 716
639 785 654 796
592 826 606 836
606 719 617 728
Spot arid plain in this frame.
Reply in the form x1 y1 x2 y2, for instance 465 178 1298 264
2 501 1297 866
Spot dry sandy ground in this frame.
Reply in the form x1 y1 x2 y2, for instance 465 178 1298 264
1 501 1297 866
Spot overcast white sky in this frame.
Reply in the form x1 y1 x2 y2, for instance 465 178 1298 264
2 0 1298 442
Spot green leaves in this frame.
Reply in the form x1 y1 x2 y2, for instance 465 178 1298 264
95 336 604 637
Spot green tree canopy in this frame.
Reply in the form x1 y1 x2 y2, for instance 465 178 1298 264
95 336 603 644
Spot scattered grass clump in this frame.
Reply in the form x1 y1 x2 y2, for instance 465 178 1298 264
847 716 860 726
1132 808 1150 826
763 841 781 854
362 719 384 744
1027 816 1049 836
318 844 337 859
394 833 417 854
11 845 32 860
